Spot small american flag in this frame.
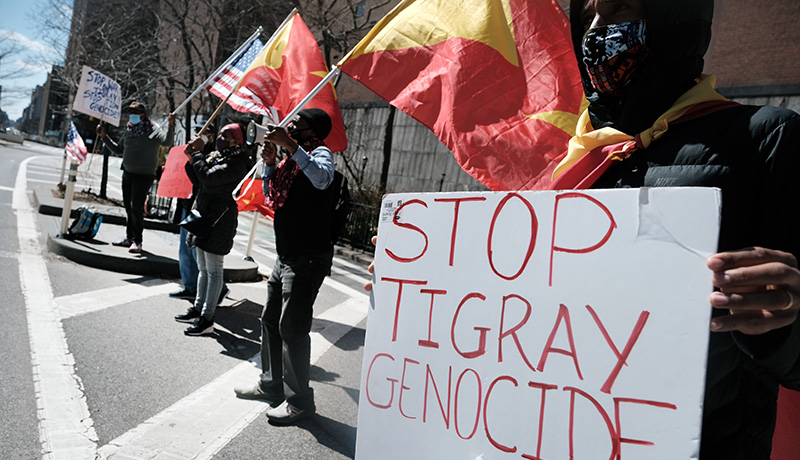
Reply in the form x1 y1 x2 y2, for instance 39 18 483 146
206 38 269 115
65 122 88 163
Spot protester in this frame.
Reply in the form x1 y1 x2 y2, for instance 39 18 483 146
360 1 800 457
169 120 228 303
233 108 337 425
173 123 252 336
97 102 175 254
558 1 800 458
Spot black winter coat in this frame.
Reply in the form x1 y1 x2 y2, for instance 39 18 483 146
594 104 800 460
185 146 253 255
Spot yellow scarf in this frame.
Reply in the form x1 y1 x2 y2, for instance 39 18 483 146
552 74 728 181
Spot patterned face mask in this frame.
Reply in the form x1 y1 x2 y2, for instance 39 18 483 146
582 20 649 96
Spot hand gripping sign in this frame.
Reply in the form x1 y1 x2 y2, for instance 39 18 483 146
73 65 122 127
357 187 721 460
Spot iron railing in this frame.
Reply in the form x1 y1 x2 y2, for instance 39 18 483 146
144 180 379 250
340 202 379 250
145 181 176 222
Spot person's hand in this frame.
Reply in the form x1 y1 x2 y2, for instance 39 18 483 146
708 247 800 335
96 122 106 138
184 135 205 157
260 141 278 166
364 235 378 292
167 113 176 126
264 125 298 154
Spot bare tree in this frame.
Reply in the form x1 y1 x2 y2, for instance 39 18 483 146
298 0 396 68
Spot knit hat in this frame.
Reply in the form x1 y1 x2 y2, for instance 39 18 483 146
221 123 244 145
297 108 332 139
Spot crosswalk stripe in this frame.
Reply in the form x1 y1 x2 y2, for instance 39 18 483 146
98 293 369 459
57 279 177 319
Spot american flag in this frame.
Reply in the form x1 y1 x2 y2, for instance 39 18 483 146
65 122 88 163
206 38 270 115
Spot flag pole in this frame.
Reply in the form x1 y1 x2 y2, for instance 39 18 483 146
243 211 260 261
149 26 265 139
231 65 341 202
196 9 300 138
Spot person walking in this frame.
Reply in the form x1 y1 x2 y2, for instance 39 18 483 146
96 102 175 253
233 108 337 425
174 123 252 336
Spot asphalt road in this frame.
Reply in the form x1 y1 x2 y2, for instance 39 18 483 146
0 140 372 459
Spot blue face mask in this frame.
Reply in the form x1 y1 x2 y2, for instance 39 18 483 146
129 114 142 125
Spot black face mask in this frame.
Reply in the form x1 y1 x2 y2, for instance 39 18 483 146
216 138 229 151
582 20 650 96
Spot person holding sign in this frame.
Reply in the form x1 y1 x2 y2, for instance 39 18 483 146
174 123 252 336
364 0 800 456
233 109 337 425
96 102 176 253
550 1 800 458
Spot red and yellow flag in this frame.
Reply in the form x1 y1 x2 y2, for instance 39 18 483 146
237 13 348 153
236 179 275 220
339 0 583 190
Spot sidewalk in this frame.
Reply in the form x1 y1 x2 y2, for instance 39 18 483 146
34 184 374 281
35 185 261 282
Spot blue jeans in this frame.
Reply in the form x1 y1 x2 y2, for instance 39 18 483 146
178 208 199 293
121 172 154 244
260 251 332 410
194 247 225 320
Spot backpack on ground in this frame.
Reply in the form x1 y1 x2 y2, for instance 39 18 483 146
330 171 352 245
68 206 103 241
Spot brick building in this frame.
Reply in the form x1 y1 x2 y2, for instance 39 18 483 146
707 0 800 111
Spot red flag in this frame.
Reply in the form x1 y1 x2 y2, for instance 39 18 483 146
773 387 800 460
236 13 348 153
156 145 193 199
236 179 274 220
339 0 583 190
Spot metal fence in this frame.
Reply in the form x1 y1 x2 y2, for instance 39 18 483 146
144 181 379 250
339 202 379 250
145 181 177 222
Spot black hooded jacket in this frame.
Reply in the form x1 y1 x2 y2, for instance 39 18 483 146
570 1 800 458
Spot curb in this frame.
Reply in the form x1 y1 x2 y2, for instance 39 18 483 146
34 185 179 233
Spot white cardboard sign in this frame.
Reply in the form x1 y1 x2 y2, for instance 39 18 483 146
356 187 721 460
73 65 122 127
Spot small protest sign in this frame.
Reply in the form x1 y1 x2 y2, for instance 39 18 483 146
357 187 721 460
73 66 122 126
156 146 193 199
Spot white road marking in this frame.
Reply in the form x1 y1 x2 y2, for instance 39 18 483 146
15 156 99 459
57 279 177 319
16 156 371 459
98 292 369 459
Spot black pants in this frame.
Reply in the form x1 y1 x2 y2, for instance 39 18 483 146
260 250 333 410
121 171 155 244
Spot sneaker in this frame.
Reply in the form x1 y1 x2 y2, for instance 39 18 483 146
184 316 214 336
266 401 315 425
218 285 230 304
233 382 284 405
169 289 196 301
112 238 133 247
128 243 142 254
174 307 200 323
